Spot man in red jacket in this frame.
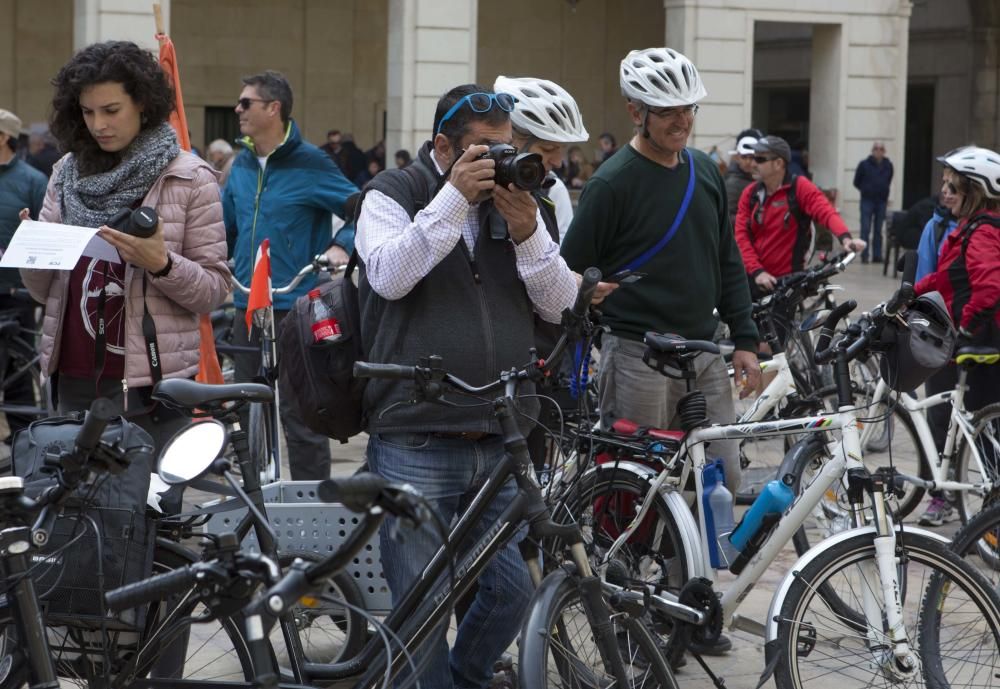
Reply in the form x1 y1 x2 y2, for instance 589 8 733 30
735 136 866 293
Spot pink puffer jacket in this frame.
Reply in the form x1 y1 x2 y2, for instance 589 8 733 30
21 151 231 388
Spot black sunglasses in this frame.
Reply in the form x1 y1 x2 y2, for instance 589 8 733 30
753 155 776 164
236 97 273 110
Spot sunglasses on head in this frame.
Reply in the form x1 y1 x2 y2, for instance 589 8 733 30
236 97 273 110
436 92 517 135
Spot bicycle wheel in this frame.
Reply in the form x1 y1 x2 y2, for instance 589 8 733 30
549 467 689 664
949 495 1000 580
123 540 257 683
954 402 1000 525
773 530 1000 689
854 402 928 519
518 573 679 689
268 549 367 675
0 540 258 686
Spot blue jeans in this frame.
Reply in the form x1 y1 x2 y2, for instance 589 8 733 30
367 432 533 689
859 198 887 259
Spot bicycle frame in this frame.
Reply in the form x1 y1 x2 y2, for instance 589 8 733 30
601 395 921 669
862 373 993 494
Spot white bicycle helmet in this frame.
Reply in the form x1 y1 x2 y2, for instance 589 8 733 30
493 76 589 143
619 47 707 107
938 146 1000 198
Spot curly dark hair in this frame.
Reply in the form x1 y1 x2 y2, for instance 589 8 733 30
50 41 176 176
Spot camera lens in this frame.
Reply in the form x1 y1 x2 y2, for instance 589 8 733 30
510 153 547 192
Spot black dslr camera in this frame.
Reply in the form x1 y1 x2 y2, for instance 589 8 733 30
106 206 158 239
479 144 547 192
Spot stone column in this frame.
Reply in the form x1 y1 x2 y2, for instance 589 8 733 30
663 0 754 153
386 0 477 166
74 0 167 51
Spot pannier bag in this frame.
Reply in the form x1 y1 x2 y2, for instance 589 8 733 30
8 415 156 630
878 291 957 392
277 254 367 442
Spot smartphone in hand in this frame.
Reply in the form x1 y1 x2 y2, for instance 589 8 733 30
607 269 646 284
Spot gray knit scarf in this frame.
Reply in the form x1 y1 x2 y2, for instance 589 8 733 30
58 122 180 227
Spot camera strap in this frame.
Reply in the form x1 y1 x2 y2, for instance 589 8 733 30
614 147 696 273
92 263 110 380
140 273 163 385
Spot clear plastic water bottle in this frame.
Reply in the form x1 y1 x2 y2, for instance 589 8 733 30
702 459 739 569
308 289 341 343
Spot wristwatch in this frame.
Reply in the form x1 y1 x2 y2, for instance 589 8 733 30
151 254 173 278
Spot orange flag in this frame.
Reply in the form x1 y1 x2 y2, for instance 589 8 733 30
157 29 225 384
246 239 272 332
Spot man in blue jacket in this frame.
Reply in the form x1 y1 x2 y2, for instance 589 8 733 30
853 141 894 263
223 70 358 480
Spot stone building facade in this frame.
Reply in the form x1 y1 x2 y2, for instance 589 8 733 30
2 0 998 226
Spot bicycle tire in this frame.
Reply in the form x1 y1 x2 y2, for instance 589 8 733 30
269 549 367 675
0 335 46 418
954 402 1000 525
548 466 689 665
773 530 1000 689
949 494 1000 577
124 539 257 684
0 540 258 687
518 572 679 689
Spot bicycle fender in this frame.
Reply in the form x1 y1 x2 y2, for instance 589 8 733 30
518 567 573 685
581 461 708 581
763 525 949 641
777 434 828 483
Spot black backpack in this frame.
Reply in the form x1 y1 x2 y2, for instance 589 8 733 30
276 163 437 441
746 174 807 238
277 253 366 442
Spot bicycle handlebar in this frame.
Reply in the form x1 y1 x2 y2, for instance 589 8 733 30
813 300 858 364
229 254 339 295
105 564 199 612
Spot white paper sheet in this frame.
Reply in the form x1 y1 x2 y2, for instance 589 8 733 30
0 220 121 270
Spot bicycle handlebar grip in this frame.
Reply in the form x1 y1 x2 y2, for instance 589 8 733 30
813 300 858 365
572 267 602 318
75 398 116 453
105 565 197 612
898 250 917 286
318 473 389 513
352 362 417 380
885 284 915 317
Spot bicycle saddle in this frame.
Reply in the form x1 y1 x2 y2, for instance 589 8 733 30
955 346 1000 366
644 332 720 357
152 378 274 412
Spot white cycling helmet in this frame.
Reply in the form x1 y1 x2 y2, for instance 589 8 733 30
619 47 708 108
937 145 1000 198
493 76 589 144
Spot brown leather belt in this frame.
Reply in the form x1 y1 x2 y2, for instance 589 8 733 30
430 431 492 441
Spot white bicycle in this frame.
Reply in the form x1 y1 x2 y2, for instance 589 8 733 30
546 289 1000 689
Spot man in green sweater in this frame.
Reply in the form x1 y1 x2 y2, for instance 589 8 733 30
562 47 760 501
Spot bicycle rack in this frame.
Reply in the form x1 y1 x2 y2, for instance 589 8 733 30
199 480 392 612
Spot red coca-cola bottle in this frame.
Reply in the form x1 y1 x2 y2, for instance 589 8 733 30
308 289 341 342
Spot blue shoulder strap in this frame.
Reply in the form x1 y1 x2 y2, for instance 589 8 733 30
617 148 697 273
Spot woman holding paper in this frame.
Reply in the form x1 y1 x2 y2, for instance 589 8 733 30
19 40 230 471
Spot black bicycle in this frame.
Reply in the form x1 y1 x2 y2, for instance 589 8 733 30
104 268 679 689
0 398 136 688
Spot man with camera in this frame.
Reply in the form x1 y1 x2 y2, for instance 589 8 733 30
356 82 607 688
562 51 760 647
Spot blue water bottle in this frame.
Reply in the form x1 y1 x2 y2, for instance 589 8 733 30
702 460 739 569
727 473 795 574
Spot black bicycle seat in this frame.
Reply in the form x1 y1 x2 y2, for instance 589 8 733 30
152 378 274 412
955 346 1000 367
644 333 720 358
